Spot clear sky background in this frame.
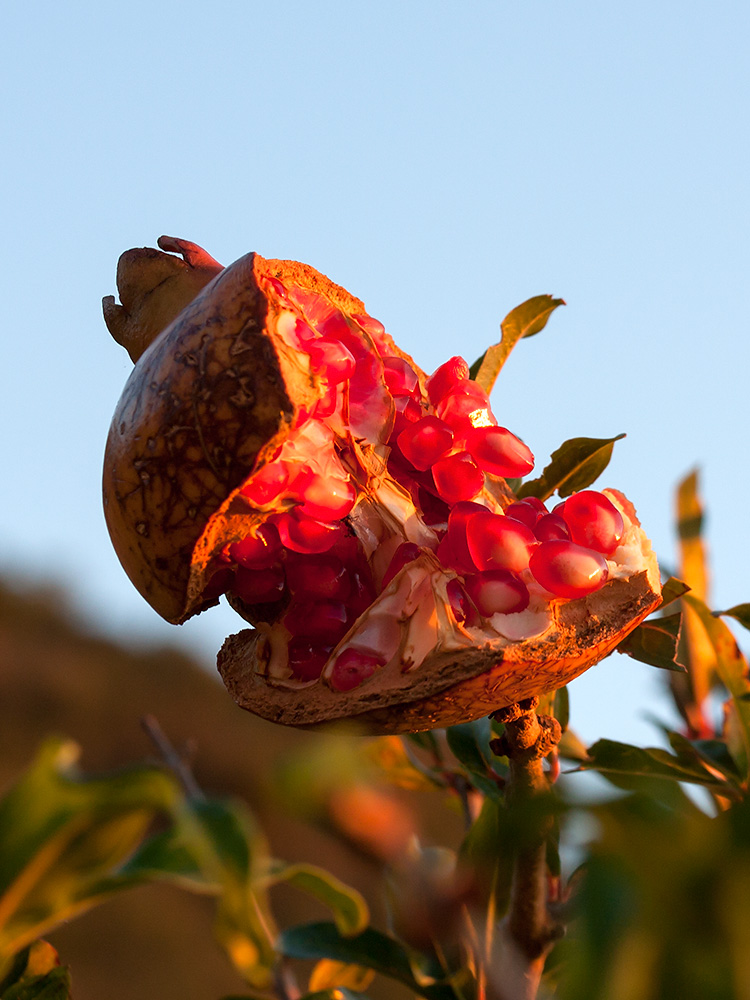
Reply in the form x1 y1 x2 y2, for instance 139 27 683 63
1 1 748 746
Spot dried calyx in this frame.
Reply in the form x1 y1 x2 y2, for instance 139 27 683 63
103 238 661 733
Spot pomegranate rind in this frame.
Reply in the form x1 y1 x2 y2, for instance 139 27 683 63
217 568 660 734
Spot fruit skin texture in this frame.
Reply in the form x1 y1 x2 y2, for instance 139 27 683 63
104 239 662 734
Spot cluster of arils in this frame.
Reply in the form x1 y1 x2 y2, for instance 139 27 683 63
204 274 630 694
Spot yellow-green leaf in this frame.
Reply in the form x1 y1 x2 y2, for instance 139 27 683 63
518 434 625 501
261 862 368 936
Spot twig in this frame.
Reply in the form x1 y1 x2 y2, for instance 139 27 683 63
141 714 205 800
486 698 563 1000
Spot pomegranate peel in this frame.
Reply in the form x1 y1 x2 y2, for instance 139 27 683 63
103 238 662 734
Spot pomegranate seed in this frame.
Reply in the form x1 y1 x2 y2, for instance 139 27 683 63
534 513 570 542
436 383 494 437
307 338 357 383
437 500 487 573
312 383 339 418
382 357 421 398
529 540 609 598
446 578 472 624
284 600 351 641
465 510 536 574
240 461 289 506
274 509 345 554
397 416 454 471
297 474 355 520
381 542 421 590
504 499 546 529
288 639 333 681
432 451 484 503
466 426 534 478
391 395 423 438
286 553 351 600
329 648 385 692
294 318 317 343
464 570 530 616
200 567 233 601
232 565 286 604
351 312 386 341
226 523 282 569
426 356 470 405
416 487 451 527
562 491 625 555
317 311 352 342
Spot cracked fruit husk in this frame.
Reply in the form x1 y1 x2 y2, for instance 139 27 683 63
103 237 661 734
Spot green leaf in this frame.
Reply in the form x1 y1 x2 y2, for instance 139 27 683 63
616 613 686 672
1 966 72 1000
715 603 750 632
517 434 626 501
577 738 742 800
683 594 750 780
0 740 178 965
261 862 368 936
470 295 565 392
659 577 691 609
277 923 458 1000
445 719 503 799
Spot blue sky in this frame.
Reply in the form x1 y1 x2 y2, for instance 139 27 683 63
1 1 748 745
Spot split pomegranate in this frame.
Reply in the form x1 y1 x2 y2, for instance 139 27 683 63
103 237 662 733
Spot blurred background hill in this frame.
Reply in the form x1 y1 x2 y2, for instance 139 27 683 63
0 576 458 999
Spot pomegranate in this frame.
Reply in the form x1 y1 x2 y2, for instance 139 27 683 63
103 237 661 733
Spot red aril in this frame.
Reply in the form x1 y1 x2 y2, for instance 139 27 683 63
435 383 494 437
329 648 385 692
286 553 351 600
446 578 472 624
562 490 625 555
284 600 351 641
426 356 470 405
240 461 289 506
504 498 546 529
464 570 530 617
288 638 333 681
465 510 535 574
273 509 345 554
397 416 454 471
307 338 357 383
432 451 484 503
232 565 286 604
391 395 423 438
297 473 356 521
466 426 534 478
381 542 421 590
534 513 570 542
382 357 421 398
226 522 282 569
529 540 608 599
436 500 487 573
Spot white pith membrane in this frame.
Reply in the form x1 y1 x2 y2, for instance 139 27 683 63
198 277 659 698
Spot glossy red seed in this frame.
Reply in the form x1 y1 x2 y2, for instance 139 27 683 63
432 451 484 503
287 639 333 681
466 426 534 478
381 542 421 590
436 500 487 573
426 356 470 405
529 540 609 598
435 383 494 436
464 570 530 616
240 461 289 506
226 523 282 569
284 600 351 641
504 499 546 529
307 338 357 383
562 491 625 555
285 553 351 600
391 394 423 439
200 567 234 601
312 383 339 418
329 648 385 692
232 565 286 604
397 415 454 471
382 357 421 398
446 578 472 624
534 513 570 542
465 510 536 574
274 509 345 554
297 474 355 521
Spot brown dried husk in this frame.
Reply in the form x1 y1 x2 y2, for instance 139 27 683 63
104 244 661 734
